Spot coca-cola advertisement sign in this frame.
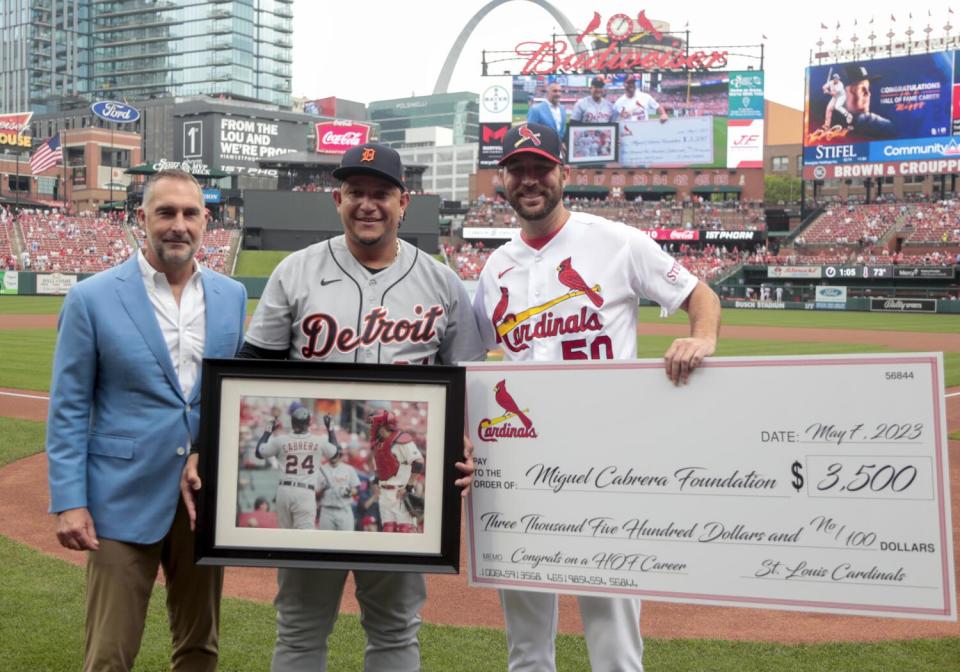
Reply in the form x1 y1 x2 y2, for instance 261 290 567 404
642 228 700 242
315 121 371 154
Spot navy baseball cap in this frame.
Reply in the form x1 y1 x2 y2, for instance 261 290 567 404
842 64 880 84
498 123 563 166
333 143 406 192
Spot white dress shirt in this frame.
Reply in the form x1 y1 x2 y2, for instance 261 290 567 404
137 250 206 399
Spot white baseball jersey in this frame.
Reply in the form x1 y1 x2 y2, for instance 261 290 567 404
825 80 845 104
246 236 486 365
613 91 661 121
318 461 361 508
473 212 698 360
259 431 334 486
570 96 617 123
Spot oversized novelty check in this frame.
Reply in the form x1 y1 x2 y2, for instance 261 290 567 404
464 354 956 620
619 116 714 166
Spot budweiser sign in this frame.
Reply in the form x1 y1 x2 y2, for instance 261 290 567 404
315 121 372 154
0 112 33 133
515 10 728 75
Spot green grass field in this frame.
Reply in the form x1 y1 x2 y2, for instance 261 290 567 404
235 250 291 276
2 306 957 391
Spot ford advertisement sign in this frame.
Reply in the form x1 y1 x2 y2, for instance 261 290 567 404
91 101 141 124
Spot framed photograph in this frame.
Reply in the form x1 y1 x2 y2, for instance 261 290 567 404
567 123 618 164
195 358 466 573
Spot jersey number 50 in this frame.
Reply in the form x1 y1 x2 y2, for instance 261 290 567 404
561 335 613 360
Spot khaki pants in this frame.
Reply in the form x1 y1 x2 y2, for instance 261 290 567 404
83 503 223 672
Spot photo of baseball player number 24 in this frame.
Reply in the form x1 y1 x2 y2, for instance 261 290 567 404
236 395 429 534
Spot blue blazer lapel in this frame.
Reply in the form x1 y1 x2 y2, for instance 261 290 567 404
115 256 186 402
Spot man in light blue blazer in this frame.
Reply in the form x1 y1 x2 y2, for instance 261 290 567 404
526 81 567 139
46 168 247 672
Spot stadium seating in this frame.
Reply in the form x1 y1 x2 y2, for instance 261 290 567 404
899 202 960 244
16 212 133 273
0 211 17 270
795 203 900 246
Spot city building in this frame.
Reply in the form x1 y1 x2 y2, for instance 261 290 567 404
397 138 476 203
368 92 479 149
1 0 293 114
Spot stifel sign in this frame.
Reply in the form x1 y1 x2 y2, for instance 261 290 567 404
515 10 728 75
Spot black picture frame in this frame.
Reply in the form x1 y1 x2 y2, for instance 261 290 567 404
195 358 466 573
566 122 619 165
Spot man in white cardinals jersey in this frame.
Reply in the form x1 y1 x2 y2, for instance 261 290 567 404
473 122 721 672
570 76 617 123
256 407 336 529
182 143 486 672
613 75 668 123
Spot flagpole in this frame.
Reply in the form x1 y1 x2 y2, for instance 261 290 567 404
15 151 20 212
61 130 68 212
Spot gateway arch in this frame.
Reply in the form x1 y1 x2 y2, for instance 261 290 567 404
433 0 585 94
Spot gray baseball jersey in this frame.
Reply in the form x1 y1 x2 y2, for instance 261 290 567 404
317 462 361 508
246 235 486 365
571 96 617 122
259 430 333 487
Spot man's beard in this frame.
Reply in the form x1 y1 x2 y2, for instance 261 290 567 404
508 188 561 221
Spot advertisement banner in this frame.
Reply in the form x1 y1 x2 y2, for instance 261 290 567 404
726 119 764 169
91 101 141 124
767 266 823 279
807 157 960 180
314 121 371 154
202 188 222 204
727 71 765 119
37 273 78 295
0 271 19 295
893 266 956 280
803 52 954 172
0 111 33 149
870 298 938 313
478 123 510 168
815 285 847 310
480 77 514 123
641 229 700 242
463 226 520 240
703 230 758 242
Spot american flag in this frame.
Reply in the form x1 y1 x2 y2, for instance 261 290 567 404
30 133 62 175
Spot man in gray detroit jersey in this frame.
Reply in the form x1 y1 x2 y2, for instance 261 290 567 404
570 76 617 123
238 143 485 672
255 407 338 530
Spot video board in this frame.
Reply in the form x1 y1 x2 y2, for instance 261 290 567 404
802 52 957 179
510 71 764 169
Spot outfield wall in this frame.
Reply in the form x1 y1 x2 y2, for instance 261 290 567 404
3 270 959 314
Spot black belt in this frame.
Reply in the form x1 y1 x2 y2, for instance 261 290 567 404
279 480 315 491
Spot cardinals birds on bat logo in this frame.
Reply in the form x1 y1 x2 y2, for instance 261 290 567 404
557 257 603 307
477 379 537 442
516 124 542 147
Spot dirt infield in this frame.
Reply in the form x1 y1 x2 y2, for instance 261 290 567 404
2 320 959 643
